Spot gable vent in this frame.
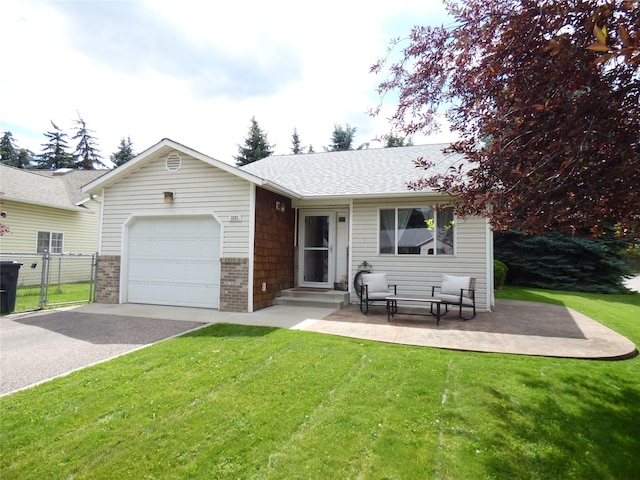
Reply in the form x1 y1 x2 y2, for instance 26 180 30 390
165 152 183 172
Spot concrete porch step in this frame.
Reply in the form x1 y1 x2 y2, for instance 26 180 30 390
274 288 350 309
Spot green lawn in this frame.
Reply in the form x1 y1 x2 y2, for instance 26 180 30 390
1 288 639 479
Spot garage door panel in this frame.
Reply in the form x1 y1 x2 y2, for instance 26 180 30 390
129 260 220 284
129 240 220 260
127 216 221 308
128 282 217 309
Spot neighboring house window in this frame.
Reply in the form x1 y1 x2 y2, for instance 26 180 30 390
37 231 63 254
379 207 455 255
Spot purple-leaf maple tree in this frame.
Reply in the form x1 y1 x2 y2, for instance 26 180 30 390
372 0 639 240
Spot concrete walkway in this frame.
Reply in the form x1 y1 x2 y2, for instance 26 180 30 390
1 299 636 396
625 274 640 293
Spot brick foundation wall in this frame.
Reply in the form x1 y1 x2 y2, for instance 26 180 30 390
95 255 121 304
253 188 295 310
220 257 249 312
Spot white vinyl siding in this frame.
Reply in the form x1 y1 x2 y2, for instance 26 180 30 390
99 153 252 257
0 199 100 255
351 197 490 311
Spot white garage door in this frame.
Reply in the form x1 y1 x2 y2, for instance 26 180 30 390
127 216 221 308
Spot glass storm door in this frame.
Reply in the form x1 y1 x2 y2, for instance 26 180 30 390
300 212 334 288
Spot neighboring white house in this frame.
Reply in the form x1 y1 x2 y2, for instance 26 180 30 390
0 165 105 255
83 138 494 313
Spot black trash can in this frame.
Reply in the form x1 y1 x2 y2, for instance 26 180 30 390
1 261 23 314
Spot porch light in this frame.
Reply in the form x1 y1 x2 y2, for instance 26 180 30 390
163 191 175 204
275 201 286 213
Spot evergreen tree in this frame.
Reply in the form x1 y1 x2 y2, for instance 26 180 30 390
16 149 35 169
234 117 274 166
110 136 135 167
1 132 36 168
0 132 19 167
494 231 632 293
73 113 104 170
291 128 304 154
37 121 75 170
385 133 412 147
325 123 357 151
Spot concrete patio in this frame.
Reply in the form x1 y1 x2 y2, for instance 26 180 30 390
296 299 637 360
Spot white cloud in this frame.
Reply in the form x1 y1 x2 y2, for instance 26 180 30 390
0 0 455 166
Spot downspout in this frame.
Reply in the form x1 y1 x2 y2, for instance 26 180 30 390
247 183 256 313
97 188 105 255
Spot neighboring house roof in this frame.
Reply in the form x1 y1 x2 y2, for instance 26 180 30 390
0 164 107 211
241 144 467 198
36 168 107 205
380 229 435 251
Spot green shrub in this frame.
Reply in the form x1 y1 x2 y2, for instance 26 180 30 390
493 259 508 289
494 231 632 293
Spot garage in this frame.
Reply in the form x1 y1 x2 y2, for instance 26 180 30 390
126 215 221 308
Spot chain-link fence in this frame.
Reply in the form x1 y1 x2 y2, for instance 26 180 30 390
0 252 97 314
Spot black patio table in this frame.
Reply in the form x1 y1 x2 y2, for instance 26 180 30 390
386 295 442 325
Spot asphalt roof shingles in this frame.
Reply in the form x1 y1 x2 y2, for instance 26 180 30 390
240 144 466 197
0 165 107 208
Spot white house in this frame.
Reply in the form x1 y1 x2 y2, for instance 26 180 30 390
82 138 494 313
0 164 105 255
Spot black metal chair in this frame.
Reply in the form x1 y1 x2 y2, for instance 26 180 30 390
359 272 397 314
431 274 476 320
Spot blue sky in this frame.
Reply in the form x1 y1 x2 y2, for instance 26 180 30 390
1 0 455 166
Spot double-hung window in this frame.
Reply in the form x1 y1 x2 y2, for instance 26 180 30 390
37 231 64 254
379 207 455 255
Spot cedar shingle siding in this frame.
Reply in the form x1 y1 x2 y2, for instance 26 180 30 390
253 187 294 310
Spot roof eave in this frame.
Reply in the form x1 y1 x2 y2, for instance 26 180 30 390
296 190 451 201
260 181 303 200
3 195 91 212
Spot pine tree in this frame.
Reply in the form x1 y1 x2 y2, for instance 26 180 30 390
291 128 304 154
73 113 104 170
37 121 75 170
234 117 274 166
16 149 34 169
325 123 357 151
1 132 37 168
0 132 19 167
110 137 135 167
385 133 412 147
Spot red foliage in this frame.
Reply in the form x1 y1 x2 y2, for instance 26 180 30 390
372 0 640 239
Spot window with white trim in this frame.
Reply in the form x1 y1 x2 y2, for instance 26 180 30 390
37 231 64 254
379 207 455 255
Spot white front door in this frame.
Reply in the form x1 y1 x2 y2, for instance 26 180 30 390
299 211 334 288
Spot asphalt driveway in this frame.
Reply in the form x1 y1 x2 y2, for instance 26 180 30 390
0 310 205 395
